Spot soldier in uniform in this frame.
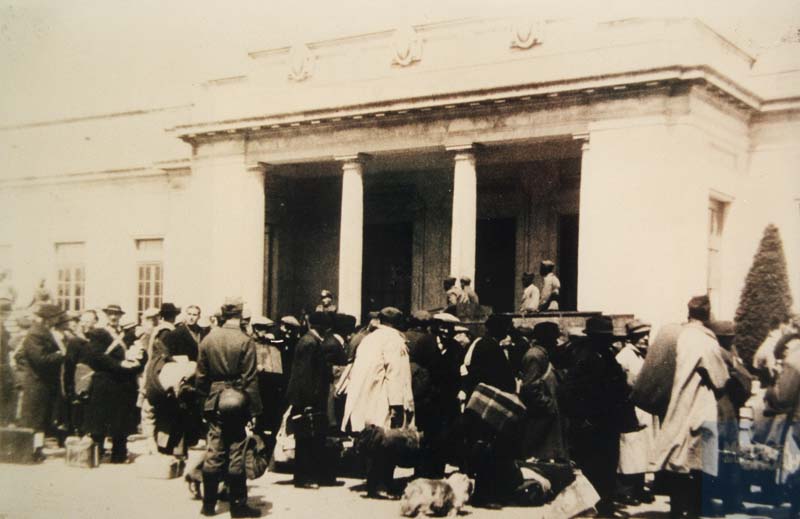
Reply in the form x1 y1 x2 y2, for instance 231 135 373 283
195 298 262 518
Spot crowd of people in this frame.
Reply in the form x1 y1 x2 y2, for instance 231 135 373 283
0 276 799 519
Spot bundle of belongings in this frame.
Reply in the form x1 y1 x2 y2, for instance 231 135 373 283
465 383 527 434
511 459 600 518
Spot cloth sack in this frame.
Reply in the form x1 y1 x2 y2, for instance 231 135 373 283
631 323 682 418
271 408 295 466
465 383 527 434
244 432 270 480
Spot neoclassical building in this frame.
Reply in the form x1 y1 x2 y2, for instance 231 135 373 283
1 17 798 328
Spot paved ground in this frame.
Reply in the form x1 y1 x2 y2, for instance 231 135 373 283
0 441 792 519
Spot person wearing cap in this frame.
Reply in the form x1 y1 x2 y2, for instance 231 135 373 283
429 313 464 453
84 305 144 463
615 319 656 506
707 320 751 515
195 298 262 518
164 304 205 362
519 272 540 314
561 315 633 518
16 304 69 436
315 289 337 313
343 307 414 498
458 276 480 305
651 296 729 519
538 260 560 311
286 311 333 489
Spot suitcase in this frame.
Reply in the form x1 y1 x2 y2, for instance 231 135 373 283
465 383 527 434
65 436 100 468
135 454 185 479
0 426 43 464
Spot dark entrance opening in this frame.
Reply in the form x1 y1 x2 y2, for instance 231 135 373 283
558 214 579 311
362 222 413 318
476 218 516 313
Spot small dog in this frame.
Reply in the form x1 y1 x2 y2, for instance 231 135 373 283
400 473 474 517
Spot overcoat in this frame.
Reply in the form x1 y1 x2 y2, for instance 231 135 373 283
651 321 728 476
82 327 141 438
17 323 64 431
519 346 568 461
342 325 414 432
286 329 328 413
616 343 656 474
766 343 800 485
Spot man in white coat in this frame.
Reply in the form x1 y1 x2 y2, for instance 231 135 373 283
342 306 414 497
651 296 728 519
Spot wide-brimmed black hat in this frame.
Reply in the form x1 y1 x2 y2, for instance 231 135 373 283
334 313 357 336
485 314 512 337
36 303 65 321
102 304 125 315
584 316 614 336
159 302 181 317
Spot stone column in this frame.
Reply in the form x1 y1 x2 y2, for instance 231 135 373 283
336 155 365 322
448 145 478 283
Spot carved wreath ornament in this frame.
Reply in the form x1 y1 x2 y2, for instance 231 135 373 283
392 25 422 67
510 20 544 50
288 44 314 82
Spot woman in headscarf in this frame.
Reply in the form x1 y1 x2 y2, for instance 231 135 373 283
518 339 568 462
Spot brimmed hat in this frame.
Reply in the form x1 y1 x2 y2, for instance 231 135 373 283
102 304 125 315
251 316 274 328
159 303 181 318
35 303 65 321
454 325 469 334
584 316 614 336
485 314 512 336
533 321 561 343
626 319 651 337
220 297 244 318
432 312 460 324
308 311 332 328
410 310 432 323
334 313 357 336
280 315 302 328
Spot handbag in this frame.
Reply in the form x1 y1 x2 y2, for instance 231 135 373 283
244 433 269 480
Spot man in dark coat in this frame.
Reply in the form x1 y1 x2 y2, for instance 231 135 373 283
195 299 262 518
84 305 143 463
561 316 632 518
164 304 207 361
16 304 67 435
461 313 519 507
322 313 355 431
286 311 333 488
277 315 302 382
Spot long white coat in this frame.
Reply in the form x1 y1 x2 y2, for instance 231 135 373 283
651 321 729 476
341 324 414 432
616 343 656 474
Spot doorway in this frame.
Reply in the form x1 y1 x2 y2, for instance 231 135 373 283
476 218 516 313
362 222 413 318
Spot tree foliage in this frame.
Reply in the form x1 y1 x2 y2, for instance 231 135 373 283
734 224 793 367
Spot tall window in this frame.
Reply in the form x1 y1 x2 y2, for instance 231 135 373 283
707 198 728 314
55 242 85 311
136 238 163 317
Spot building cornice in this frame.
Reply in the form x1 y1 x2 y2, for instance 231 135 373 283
170 66 763 143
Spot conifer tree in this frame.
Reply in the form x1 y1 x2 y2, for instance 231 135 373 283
734 224 793 367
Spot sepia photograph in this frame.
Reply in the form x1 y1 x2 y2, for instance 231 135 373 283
0 1 799 517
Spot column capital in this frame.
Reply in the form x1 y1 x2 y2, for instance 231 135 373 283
572 133 590 151
334 153 371 164
246 162 268 175
445 143 481 153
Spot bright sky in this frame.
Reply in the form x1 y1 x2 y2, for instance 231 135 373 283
1 0 798 126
